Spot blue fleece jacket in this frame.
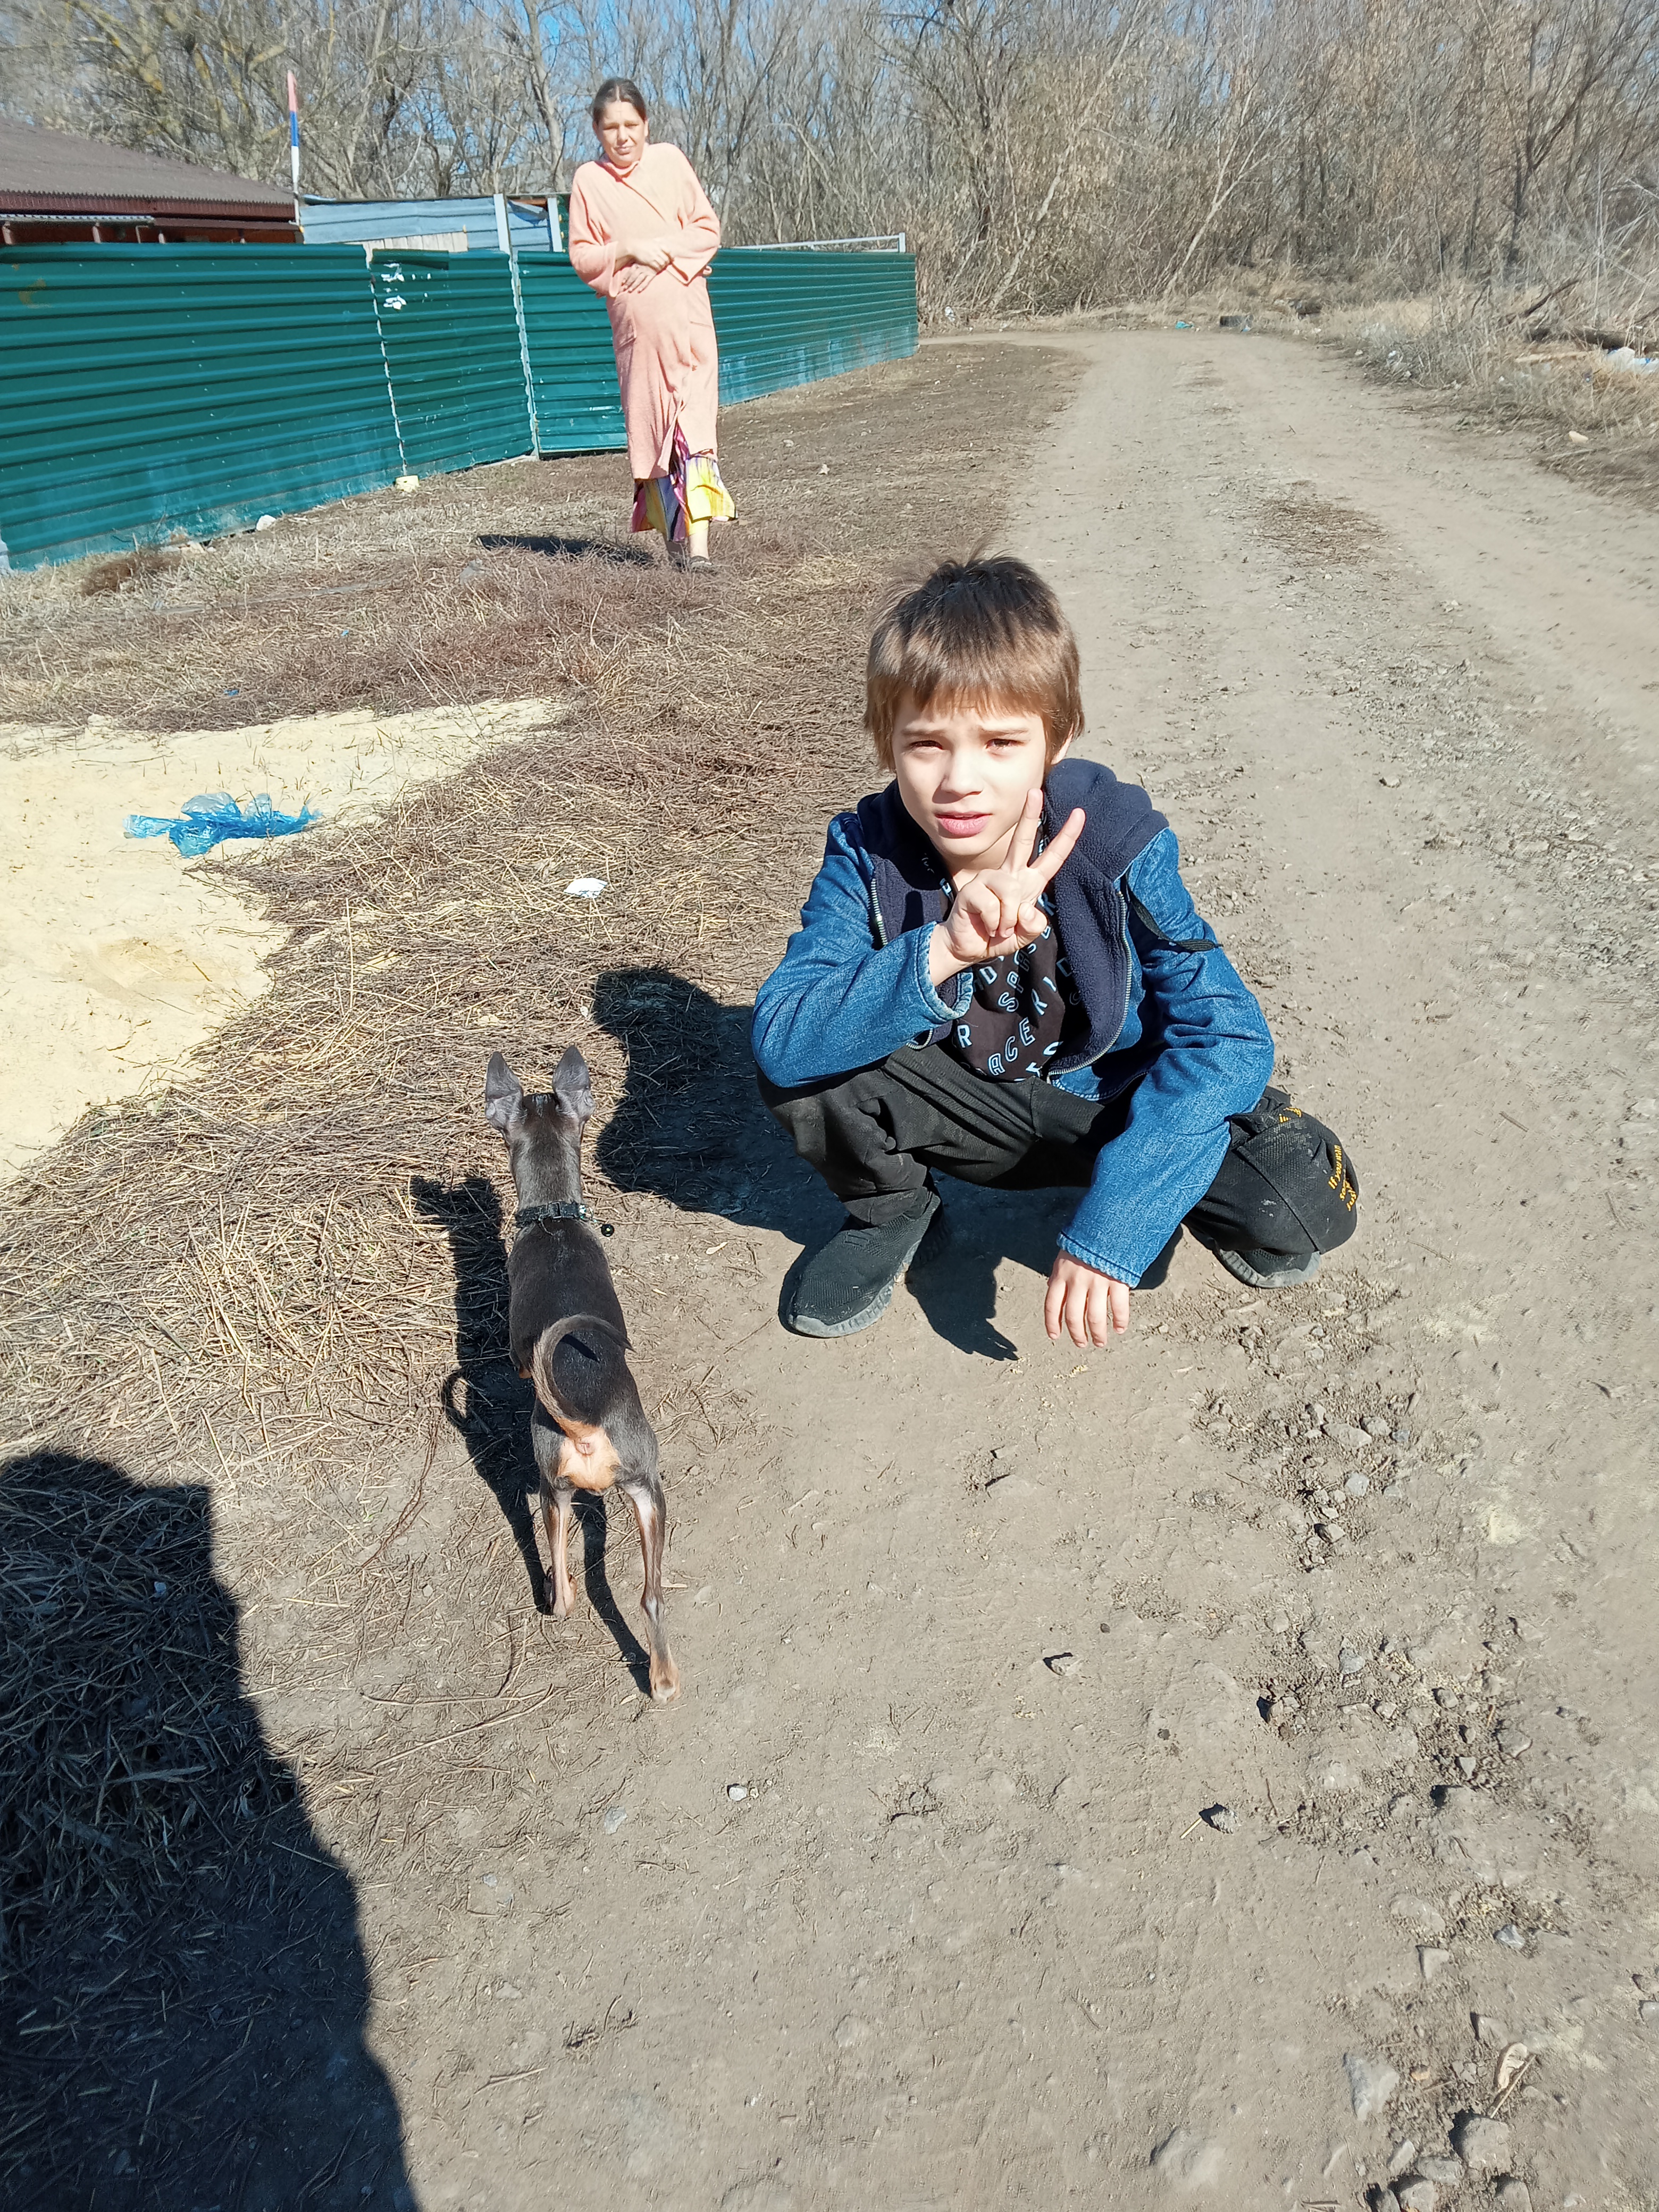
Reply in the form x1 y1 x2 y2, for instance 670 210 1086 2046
751 784 1276 1287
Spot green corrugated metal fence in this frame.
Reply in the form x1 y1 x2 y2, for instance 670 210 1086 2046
515 256 625 454
0 245 404 570
370 252 535 476
709 250 920 405
0 242 916 570
517 248 920 454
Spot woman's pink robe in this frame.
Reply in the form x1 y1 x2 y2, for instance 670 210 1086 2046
567 144 722 482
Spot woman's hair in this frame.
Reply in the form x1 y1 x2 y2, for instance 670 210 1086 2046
865 553 1084 769
591 77 648 125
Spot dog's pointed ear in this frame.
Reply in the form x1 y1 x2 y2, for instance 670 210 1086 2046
484 1052 522 1133
552 1045 594 1123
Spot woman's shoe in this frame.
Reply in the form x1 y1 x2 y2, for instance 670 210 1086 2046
688 554 717 573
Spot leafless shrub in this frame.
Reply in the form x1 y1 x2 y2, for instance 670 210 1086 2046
1328 280 1659 434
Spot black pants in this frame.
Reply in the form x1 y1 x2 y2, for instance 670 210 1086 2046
759 1045 1358 1276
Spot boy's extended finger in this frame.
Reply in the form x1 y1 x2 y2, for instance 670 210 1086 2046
1043 1269 1066 1340
1030 806 1086 886
1004 787 1044 877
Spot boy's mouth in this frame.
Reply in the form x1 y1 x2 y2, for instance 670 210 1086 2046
933 809 991 841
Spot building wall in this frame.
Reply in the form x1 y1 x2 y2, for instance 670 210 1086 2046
300 197 560 254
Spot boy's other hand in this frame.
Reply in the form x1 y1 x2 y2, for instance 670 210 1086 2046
1045 1252 1130 1346
929 790 1086 985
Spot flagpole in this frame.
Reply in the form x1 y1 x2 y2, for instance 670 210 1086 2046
288 72 301 217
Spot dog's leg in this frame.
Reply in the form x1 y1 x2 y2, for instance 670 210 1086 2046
542 1474 576 1619
623 1477 680 1703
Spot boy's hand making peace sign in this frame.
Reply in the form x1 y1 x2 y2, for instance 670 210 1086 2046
927 789 1087 989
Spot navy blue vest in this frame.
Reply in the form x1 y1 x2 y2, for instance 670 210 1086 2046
848 759 1168 1075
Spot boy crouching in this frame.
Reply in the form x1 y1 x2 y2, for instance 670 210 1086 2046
751 554 1358 1342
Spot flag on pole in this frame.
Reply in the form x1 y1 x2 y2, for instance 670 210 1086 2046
288 72 301 198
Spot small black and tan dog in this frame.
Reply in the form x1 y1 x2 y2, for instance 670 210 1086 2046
484 1047 679 1703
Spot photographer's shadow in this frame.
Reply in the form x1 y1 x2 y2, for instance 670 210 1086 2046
412 1173 654 1692
1 1449 410 2211
588 967 1069 1359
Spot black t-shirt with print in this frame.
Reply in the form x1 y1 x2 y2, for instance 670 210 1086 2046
943 892 1089 1080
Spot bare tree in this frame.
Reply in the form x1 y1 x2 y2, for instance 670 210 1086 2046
2 0 1654 307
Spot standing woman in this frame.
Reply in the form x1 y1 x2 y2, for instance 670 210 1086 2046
568 79 735 569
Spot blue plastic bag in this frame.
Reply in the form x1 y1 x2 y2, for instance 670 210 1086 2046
124 792 317 858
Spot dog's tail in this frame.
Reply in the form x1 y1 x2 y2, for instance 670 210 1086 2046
530 1316 629 1480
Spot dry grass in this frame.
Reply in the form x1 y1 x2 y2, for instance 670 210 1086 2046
1317 284 1659 507
3 728 816 1485
1 460 800 733
0 339 1079 2207
1255 493 1386 569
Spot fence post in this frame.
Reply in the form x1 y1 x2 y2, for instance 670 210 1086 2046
495 191 541 458
363 245 409 475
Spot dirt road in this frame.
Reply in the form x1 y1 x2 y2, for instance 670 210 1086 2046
16 332 1643 2210
313 329 1655 2209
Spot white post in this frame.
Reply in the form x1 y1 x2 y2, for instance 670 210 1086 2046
364 245 409 475
496 195 540 456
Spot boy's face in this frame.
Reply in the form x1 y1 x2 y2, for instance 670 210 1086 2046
891 693 1068 876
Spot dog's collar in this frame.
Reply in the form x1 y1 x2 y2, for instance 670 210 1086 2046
514 1201 589 1229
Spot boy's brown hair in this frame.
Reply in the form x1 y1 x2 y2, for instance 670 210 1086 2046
864 552 1084 770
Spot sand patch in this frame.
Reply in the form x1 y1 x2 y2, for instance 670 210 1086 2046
0 698 556 1179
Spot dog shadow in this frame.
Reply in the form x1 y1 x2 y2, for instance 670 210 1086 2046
588 967 1096 1360
411 1175 654 1693
475 532 655 566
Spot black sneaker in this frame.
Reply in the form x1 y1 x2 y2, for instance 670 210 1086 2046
1210 1244 1321 1290
785 1191 941 1337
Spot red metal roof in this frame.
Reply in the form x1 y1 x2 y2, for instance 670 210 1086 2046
0 118 294 216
